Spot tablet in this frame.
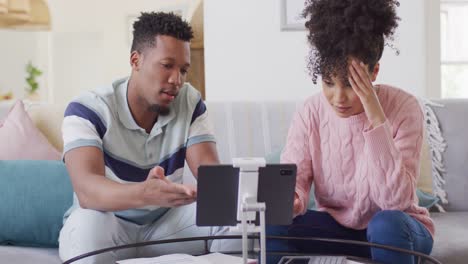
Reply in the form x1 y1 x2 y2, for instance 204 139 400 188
196 164 296 226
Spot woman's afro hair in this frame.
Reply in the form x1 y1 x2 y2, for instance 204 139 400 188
302 0 400 84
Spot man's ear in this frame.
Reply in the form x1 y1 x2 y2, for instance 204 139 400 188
371 62 380 82
130 51 141 71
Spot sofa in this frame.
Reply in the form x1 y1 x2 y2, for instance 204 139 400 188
0 99 467 264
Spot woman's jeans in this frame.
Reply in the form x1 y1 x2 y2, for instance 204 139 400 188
265 210 433 264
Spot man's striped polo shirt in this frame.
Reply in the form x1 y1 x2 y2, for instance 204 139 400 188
62 77 215 225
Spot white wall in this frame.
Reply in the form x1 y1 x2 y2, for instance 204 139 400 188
47 0 195 104
377 0 427 97
0 31 49 100
204 0 428 101
0 0 430 104
0 0 197 105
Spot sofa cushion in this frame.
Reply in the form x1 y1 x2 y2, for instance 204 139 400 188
0 101 61 160
432 99 468 211
0 160 73 247
431 212 468 264
0 246 61 264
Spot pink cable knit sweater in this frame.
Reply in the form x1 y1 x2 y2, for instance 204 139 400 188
281 85 435 237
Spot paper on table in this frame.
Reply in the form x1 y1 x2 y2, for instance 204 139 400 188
346 259 368 264
198 253 257 264
116 253 212 264
278 256 369 264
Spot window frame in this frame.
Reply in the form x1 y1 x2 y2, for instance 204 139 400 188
437 0 468 98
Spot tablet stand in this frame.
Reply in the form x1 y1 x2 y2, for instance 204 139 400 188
231 157 267 264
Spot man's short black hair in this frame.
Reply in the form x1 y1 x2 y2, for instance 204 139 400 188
131 12 194 53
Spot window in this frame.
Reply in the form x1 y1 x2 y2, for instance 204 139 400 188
440 0 468 98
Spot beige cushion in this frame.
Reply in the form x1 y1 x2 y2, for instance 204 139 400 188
27 103 66 152
418 130 433 194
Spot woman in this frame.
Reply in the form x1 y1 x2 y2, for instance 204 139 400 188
266 1 434 263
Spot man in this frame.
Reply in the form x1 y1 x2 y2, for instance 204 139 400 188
59 12 230 263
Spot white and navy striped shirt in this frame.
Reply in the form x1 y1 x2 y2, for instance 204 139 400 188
62 77 214 224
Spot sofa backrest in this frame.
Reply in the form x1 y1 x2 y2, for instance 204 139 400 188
205 101 300 163
25 99 467 211
25 100 301 159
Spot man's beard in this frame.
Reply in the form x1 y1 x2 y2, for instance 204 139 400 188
149 104 171 116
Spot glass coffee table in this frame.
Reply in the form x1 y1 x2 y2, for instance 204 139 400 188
63 235 442 264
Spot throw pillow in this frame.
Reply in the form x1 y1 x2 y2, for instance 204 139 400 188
27 103 66 152
418 131 433 194
416 189 440 209
0 160 73 247
418 98 448 211
0 100 61 160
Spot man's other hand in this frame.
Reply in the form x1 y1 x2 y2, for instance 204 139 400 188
140 166 197 207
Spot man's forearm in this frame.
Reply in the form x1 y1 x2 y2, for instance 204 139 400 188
75 174 145 211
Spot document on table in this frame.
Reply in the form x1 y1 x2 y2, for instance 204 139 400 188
116 253 211 264
116 253 257 264
198 253 257 264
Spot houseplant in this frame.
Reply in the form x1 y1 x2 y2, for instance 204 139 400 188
25 61 42 101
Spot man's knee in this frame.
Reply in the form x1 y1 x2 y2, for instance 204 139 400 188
68 208 114 225
59 208 120 263
61 208 116 240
